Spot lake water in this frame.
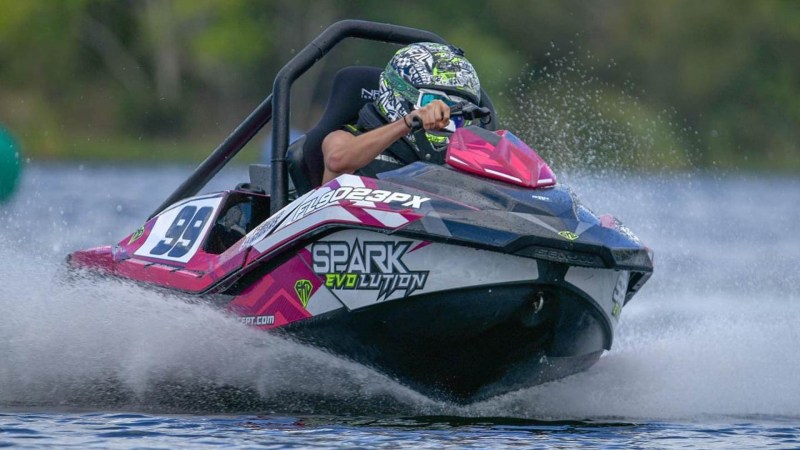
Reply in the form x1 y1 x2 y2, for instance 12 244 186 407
1 163 799 448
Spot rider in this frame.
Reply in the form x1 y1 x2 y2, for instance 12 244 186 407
321 42 481 184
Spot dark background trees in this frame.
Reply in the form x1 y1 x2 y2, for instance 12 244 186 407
0 0 797 170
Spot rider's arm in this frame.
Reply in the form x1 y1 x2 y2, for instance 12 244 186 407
321 100 451 184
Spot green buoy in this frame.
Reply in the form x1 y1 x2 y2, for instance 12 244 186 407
0 125 22 202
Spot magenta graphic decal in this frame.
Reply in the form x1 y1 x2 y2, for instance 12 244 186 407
228 251 322 327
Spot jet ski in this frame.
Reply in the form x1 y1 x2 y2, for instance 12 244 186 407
68 20 653 402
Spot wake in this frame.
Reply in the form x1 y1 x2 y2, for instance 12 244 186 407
0 245 436 414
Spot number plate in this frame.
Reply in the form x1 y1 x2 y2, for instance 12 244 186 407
134 197 223 263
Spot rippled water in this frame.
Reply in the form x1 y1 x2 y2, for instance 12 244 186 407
5 411 800 449
1 164 799 448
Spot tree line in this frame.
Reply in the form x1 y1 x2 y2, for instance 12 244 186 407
0 0 797 170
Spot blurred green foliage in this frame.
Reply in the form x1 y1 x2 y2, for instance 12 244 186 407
0 0 797 170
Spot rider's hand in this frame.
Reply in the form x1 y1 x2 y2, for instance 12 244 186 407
406 99 450 131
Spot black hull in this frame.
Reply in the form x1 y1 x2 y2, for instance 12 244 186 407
283 282 611 402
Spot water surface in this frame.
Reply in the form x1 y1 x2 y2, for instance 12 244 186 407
1 164 798 448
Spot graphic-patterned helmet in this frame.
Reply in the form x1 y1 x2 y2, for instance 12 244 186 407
376 42 481 150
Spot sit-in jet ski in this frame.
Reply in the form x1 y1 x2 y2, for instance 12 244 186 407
68 20 653 401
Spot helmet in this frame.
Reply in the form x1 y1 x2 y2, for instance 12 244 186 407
376 42 481 151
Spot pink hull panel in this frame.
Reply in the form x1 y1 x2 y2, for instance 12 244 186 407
68 246 115 273
227 250 319 329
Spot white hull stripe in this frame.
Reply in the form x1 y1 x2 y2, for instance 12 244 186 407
252 205 410 255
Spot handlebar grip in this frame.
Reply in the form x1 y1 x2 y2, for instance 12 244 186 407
452 103 491 121
407 102 492 132
410 115 423 132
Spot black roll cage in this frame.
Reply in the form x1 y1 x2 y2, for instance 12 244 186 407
150 19 493 218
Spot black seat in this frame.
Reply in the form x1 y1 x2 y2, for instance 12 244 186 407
288 66 382 195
